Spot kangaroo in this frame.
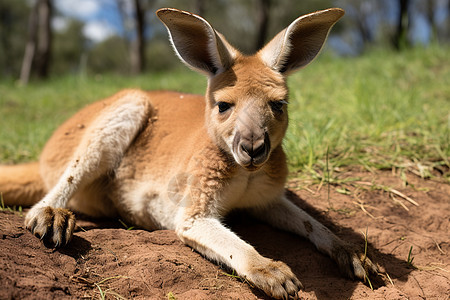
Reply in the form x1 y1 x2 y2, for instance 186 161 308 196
0 8 377 299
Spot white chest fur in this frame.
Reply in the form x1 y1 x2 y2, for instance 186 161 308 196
218 168 284 213
121 167 283 231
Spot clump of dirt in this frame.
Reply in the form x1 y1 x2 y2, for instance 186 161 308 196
1 170 449 299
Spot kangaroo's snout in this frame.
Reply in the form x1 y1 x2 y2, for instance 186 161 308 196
232 129 270 170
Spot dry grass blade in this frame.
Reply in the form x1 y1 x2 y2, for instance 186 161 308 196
431 238 446 255
390 194 410 211
355 181 419 207
389 188 419 206
304 186 316 194
418 264 450 272
352 190 383 219
102 289 128 300
94 282 106 300
96 275 130 285
70 275 95 286
353 201 378 219
167 292 177 300
361 227 374 290
384 272 394 286
354 181 378 188
221 271 254 287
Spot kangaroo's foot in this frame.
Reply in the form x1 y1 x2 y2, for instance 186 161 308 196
331 241 378 280
245 257 303 299
25 206 76 247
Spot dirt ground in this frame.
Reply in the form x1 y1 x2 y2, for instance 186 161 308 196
1 169 449 300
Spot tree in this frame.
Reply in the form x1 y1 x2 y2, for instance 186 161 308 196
0 0 31 78
194 0 206 16
130 0 145 74
118 0 146 74
425 0 437 41
52 19 86 75
393 0 410 50
87 36 128 74
20 0 52 84
255 0 271 52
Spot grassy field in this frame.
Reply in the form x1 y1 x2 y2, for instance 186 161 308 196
1 46 449 183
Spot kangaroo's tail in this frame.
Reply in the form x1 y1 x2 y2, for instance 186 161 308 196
0 162 46 207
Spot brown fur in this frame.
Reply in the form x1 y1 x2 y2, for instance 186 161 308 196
0 8 379 299
0 162 46 206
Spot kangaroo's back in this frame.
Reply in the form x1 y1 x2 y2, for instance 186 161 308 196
39 90 207 190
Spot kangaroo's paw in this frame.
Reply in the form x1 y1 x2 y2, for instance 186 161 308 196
245 258 303 300
25 206 76 247
331 241 378 280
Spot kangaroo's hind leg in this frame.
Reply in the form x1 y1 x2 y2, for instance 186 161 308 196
26 90 153 246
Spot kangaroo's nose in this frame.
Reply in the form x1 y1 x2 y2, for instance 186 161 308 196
234 131 271 168
240 138 266 159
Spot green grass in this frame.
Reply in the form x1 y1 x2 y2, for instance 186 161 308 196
0 193 23 216
118 219 135 230
1 46 449 183
285 45 449 181
406 245 417 269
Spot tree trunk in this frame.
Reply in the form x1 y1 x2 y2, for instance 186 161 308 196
194 0 205 16
35 0 52 78
448 0 450 41
20 1 39 84
20 0 52 84
355 1 375 45
130 0 145 74
255 0 271 52
393 0 410 50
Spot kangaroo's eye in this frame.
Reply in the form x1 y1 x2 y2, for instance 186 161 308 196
269 100 287 113
217 102 232 113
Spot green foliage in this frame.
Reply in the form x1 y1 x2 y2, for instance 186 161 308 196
118 219 135 230
52 19 86 75
0 0 30 78
406 246 417 269
145 39 183 72
88 36 129 74
87 36 129 74
0 46 448 183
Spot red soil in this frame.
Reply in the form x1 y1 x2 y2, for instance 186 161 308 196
1 170 449 299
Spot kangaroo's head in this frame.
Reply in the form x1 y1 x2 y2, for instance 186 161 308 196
157 8 344 171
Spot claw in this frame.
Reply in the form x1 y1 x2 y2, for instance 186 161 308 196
245 258 302 299
332 240 378 282
29 219 37 233
25 206 76 247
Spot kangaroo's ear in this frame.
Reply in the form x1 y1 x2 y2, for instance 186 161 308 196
259 8 344 75
157 8 237 76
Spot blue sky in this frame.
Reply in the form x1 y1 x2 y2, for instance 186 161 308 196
54 0 124 42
